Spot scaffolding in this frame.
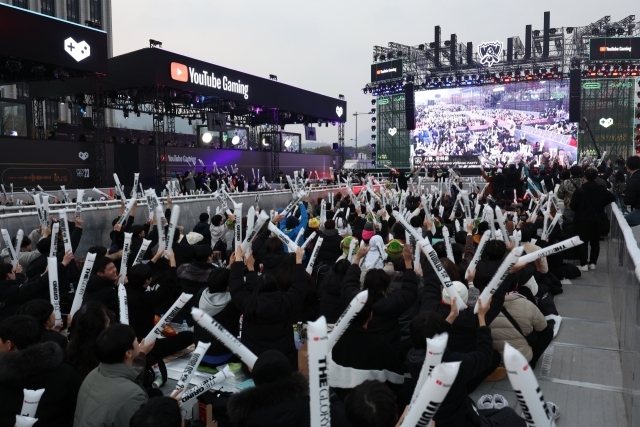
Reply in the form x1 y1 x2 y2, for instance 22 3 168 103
90 74 107 187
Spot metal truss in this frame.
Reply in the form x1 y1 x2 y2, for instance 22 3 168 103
32 99 44 140
338 94 345 168
267 109 280 180
90 74 107 187
153 86 166 190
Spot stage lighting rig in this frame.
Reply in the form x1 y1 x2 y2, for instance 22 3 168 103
269 74 278 81
149 39 162 49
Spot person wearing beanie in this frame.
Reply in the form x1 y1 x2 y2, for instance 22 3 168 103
228 350 349 427
308 217 320 229
279 198 309 253
340 236 358 258
315 219 343 266
361 222 376 243
385 239 404 258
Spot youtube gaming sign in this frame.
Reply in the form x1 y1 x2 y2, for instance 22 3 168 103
0 2 108 74
589 37 640 61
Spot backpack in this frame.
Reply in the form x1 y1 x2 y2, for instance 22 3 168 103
313 263 331 289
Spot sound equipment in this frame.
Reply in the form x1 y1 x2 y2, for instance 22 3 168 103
569 69 581 123
405 82 415 131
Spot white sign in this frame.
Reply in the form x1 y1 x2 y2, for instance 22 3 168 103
64 37 91 62
599 118 614 128
478 41 503 67
188 67 249 100
388 127 397 136
336 106 344 117
167 154 197 163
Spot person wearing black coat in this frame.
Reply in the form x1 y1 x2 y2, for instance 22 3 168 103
193 213 212 247
504 163 523 197
570 168 616 270
623 155 640 226
228 350 349 427
193 265 242 362
315 220 343 266
229 247 307 367
176 245 216 325
318 259 351 323
84 256 121 316
341 244 418 354
0 316 80 427
128 221 160 266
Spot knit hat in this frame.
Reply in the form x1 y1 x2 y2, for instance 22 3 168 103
364 222 374 231
252 350 293 386
341 236 358 254
386 239 404 258
186 232 204 245
225 219 234 229
285 215 299 230
442 281 469 305
309 218 320 229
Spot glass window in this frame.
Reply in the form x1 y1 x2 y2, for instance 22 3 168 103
0 102 28 137
66 0 79 23
45 100 60 131
41 0 55 16
12 0 29 9
90 0 102 24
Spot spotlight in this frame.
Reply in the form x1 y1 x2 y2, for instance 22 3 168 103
418 44 425 50
617 27 625 35
549 28 557 35
592 28 600 35
284 139 292 148
232 135 240 145
262 138 270 147
380 54 386 61
371 117 376 123
566 27 574 34
371 108 376 114
269 74 278 81
444 40 451 47
371 135 376 140
202 132 213 143
533 30 541 37
371 125 376 131
371 99 376 105
149 39 162 48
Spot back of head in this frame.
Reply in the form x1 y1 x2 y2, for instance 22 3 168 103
454 230 467 245
207 267 231 293
627 156 640 171
0 263 13 280
130 224 145 239
324 219 335 230
433 242 446 259
251 350 294 386
94 324 136 364
483 240 506 261
584 167 598 182
0 315 41 350
211 214 223 226
194 245 213 263
20 236 31 250
199 213 210 223
331 258 351 276
409 311 451 349
87 246 108 261
520 227 532 243
409 216 422 228
477 221 489 236
345 381 398 427
130 397 182 427
16 300 53 327
362 269 391 300
127 264 153 289
35 237 51 256
439 257 460 281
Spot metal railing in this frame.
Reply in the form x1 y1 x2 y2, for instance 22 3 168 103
607 204 640 425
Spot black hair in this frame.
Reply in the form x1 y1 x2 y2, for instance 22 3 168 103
207 267 230 294
352 298 375 328
127 264 153 289
584 168 598 181
409 311 451 348
0 315 41 350
439 257 460 281
483 240 507 261
199 213 210 223
265 236 284 253
324 219 335 230
362 269 391 300
477 221 489 235
331 258 351 276
19 236 31 249
344 381 398 427
16 299 53 328
193 245 213 263
627 156 640 171
244 274 279 317
67 301 110 378
93 256 115 274
391 222 405 239
409 216 422 228
433 242 446 259
94 324 136 364
275 253 298 292
211 214 223 227
0 263 13 280
520 227 532 243
87 246 108 261
130 397 182 427
36 237 51 255
454 230 467 246
130 225 145 240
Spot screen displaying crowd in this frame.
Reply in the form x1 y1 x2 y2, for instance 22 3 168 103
411 80 578 168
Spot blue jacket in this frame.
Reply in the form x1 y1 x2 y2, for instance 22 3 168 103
279 203 308 252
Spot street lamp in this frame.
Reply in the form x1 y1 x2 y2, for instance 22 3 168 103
353 111 374 164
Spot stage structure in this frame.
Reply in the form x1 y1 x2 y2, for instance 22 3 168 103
365 12 640 168
30 48 347 188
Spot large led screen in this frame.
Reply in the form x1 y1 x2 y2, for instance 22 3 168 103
410 80 577 168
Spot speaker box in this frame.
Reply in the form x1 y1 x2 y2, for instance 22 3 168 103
405 82 416 131
569 69 581 123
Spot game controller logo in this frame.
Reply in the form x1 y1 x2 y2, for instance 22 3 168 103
78 152 89 160
336 106 343 118
64 37 91 62
388 127 397 136
478 41 503 67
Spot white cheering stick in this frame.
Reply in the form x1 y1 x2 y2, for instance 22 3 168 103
442 226 455 263
155 206 167 251
305 236 324 274
300 232 316 250
113 173 126 202
132 173 140 198
418 239 467 312
399 362 461 427
308 316 331 427
92 188 110 199
327 290 368 351
144 293 193 344
474 246 524 314
132 239 152 266
0 184 5 200
14 229 24 267
1 229 18 268
49 223 59 258
118 284 129 325
494 206 509 243
516 236 583 267
60 185 70 203
241 210 269 252
116 197 137 226
180 366 234 406
504 343 557 427
294 228 305 246
465 230 490 280
47 257 63 328
233 203 243 251
118 232 133 285
58 211 72 254
408 333 448 407
267 222 300 253
347 238 358 262
174 341 211 396
191 307 258 368
70 253 96 317
527 177 543 198
165 205 180 252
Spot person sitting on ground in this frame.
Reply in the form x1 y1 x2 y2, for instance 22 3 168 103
228 349 349 427
230 246 307 368
344 380 398 427
73 324 155 427
66 301 111 381
16 299 68 351
0 315 80 427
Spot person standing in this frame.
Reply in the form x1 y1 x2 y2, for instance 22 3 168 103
570 168 616 271
623 156 640 226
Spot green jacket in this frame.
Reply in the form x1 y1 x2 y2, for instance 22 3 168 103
73 356 148 427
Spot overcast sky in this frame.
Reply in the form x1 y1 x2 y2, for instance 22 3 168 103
112 0 636 144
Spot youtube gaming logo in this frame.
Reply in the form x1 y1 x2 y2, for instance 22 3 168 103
171 62 188 82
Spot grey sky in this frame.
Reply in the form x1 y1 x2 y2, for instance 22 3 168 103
111 0 636 145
